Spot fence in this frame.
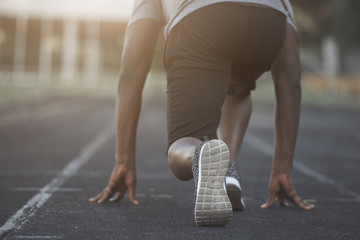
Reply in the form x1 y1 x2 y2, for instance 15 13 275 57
0 14 130 87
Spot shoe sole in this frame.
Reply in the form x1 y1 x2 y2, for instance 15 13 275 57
194 140 233 226
226 176 245 211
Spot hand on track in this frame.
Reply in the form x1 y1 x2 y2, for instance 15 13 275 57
89 163 139 205
261 174 314 210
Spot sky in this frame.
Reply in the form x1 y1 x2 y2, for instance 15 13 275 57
0 0 135 20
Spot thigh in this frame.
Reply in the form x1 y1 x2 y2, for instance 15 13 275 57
164 3 286 148
167 69 230 149
229 5 286 97
164 4 233 148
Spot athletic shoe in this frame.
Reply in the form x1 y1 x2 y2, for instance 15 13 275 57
192 139 233 226
225 162 245 211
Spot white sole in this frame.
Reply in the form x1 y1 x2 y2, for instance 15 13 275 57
226 176 245 211
194 140 233 226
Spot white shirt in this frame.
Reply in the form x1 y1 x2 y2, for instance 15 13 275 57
128 0 296 38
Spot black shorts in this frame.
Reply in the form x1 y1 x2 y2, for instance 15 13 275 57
164 3 286 149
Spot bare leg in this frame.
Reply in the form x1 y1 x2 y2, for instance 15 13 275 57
217 94 252 163
167 137 201 181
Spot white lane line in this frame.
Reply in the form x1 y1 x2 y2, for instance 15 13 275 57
245 132 360 199
13 188 82 192
0 123 114 238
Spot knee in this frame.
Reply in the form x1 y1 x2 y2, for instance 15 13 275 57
167 146 193 181
167 137 200 181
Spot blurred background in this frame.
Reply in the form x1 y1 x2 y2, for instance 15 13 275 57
1 2 359 238
0 0 359 107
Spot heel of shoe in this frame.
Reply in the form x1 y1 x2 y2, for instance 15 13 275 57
194 140 233 226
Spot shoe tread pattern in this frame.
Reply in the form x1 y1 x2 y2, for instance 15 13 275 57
194 140 232 226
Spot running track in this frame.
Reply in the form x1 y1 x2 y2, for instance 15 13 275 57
0 90 359 239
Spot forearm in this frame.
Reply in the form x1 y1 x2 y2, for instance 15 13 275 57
115 74 145 167
89 15 161 205
114 19 161 167
262 11 315 211
271 24 302 175
272 81 301 174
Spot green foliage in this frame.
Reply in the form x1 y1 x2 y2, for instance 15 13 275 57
332 0 360 47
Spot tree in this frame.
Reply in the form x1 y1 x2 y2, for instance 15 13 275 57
292 0 360 74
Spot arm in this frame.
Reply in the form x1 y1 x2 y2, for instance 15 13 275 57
89 19 161 204
261 24 314 210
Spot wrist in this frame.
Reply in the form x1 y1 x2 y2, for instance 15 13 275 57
271 167 292 177
271 162 292 176
271 152 293 176
116 152 135 167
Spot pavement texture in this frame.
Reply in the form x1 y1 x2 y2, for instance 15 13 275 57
0 90 359 240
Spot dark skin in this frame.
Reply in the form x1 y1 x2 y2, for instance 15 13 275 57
89 19 314 210
262 24 314 209
89 19 161 204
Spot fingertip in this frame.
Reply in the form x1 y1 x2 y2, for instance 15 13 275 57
89 196 101 203
128 188 138 205
89 192 104 203
130 195 140 205
294 197 315 210
305 204 315 210
262 195 275 209
297 202 315 210
261 203 270 209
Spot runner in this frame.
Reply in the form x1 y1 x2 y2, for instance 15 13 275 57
90 0 314 226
